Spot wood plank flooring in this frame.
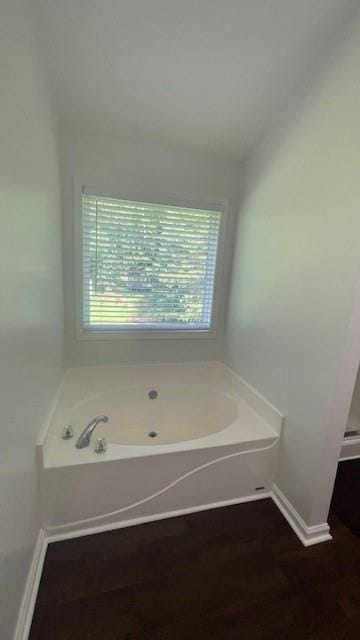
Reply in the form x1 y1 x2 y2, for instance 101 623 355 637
29 499 360 639
332 459 360 534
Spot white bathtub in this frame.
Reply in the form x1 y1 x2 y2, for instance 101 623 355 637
40 361 283 538
67 385 239 446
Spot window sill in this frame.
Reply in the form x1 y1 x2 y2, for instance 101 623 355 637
75 327 217 341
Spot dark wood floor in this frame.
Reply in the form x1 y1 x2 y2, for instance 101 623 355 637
29 499 360 640
331 459 360 535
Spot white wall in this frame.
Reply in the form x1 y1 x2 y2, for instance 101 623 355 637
0 1 64 637
60 132 242 366
225 17 360 528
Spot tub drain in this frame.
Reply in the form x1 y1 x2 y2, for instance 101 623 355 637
148 430 157 438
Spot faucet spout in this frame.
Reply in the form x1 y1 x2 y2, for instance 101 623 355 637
76 415 109 449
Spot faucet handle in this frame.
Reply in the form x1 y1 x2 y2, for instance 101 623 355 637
62 425 74 440
94 436 107 454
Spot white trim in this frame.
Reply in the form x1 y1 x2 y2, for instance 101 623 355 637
342 435 360 444
272 484 332 547
83 185 228 212
46 492 270 543
77 327 218 341
13 530 48 640
46 487 334 549
73 179 228 342
339 435 360 461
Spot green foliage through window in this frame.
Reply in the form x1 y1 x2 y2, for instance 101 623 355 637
82 194 221 331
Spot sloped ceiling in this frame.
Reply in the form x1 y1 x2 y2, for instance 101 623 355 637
37 0 354 158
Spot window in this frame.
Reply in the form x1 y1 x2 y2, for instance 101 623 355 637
77 188 225 338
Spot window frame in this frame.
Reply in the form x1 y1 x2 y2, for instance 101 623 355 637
74 181 228 341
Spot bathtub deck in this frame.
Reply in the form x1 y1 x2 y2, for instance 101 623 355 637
42 397 279 469
29 500 360 639
41 361 283 469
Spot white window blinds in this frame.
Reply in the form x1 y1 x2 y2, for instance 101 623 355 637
81 193 222 332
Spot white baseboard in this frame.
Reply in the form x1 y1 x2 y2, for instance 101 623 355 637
339 436 360 461
13 529 48 640
47 486 334 549
46 492 271 542
271 484 332 547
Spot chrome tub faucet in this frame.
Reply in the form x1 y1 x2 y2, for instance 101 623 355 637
76 415 109 449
